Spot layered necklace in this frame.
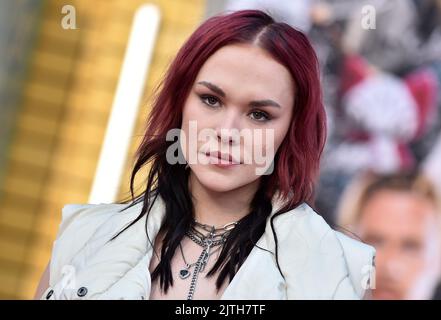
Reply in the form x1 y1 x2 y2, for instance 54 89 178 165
179 219 238 300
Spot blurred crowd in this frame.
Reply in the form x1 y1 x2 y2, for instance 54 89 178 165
222 0 441 299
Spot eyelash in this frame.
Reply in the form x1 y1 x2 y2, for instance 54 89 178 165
198 94 272 122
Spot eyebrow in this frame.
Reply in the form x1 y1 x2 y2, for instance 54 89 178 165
196 81 281 109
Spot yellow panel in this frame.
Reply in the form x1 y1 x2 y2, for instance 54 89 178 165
0 273 20 299
1 0 206 300
17 113 59 136
0 238 28 264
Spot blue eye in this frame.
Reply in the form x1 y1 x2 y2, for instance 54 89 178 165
199 94 220 108
249 110 270 122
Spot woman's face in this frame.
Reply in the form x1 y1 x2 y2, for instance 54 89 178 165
180 43 295 193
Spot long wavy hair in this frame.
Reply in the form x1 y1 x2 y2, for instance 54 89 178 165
110 9 327 294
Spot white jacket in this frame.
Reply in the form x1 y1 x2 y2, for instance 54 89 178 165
40 195 376 300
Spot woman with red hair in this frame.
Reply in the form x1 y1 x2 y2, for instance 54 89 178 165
35 10 375 300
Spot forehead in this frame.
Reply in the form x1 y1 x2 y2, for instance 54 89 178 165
359 190 438 236
194 44 294 106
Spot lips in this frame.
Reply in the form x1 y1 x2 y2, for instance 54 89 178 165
205 150 241 165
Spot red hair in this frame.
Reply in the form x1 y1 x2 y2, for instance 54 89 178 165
135 9 326 211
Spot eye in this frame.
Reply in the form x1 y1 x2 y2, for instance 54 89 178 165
199 94 221 108
249 110 270 122
402 240 421 254
364 235 384 248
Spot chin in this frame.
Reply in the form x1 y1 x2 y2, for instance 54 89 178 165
191 167 249 193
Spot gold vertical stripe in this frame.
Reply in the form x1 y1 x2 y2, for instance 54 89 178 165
0 0 205 299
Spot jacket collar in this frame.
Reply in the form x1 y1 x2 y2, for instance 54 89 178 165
141 194 365 299
51 193 371 299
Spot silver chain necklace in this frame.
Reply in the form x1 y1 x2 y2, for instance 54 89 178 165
179 220 238 300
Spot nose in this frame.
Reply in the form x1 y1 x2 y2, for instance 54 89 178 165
215 109 241 145
218 133 235 145
378 249 404 282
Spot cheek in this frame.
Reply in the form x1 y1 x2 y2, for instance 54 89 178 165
182 95 218 136
181 97 200 160
256 119 292 157
182 96 200 123
181 96 206 143
183 91 215 121
269 107 293 152
273 125 291 152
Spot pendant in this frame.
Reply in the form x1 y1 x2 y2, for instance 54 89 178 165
199 250 209 272
179 265 191 279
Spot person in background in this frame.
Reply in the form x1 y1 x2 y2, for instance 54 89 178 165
337 171 441 299
423 132 441 197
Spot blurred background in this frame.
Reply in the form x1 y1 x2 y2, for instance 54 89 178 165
0 0 440 299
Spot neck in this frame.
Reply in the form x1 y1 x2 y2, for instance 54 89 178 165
188 172 260 227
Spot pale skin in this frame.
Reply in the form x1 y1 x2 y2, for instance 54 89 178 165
35 43 295 300
356 190 441 300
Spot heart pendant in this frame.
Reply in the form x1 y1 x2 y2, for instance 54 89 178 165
179 269 190 279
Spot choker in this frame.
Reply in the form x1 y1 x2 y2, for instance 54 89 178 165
179 219 238 300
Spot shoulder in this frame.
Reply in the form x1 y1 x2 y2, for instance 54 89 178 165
56 203 126 237
48 202 143 285
52 202 138 250
272 203 375 299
